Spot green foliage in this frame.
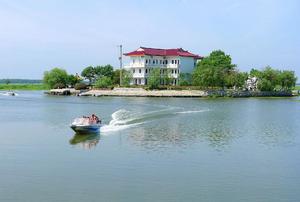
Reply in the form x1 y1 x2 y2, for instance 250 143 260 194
278 70 297 90
120 69 132 87
224 71 248 88
81 65 114 85
5 79 10 85
192 50 236 88
112 69 120 85
179 73 192 86
249 68 262 77
53 83 66 89
94 76 113 88
74 83 88 90
94 65 114 78
81 66 96 84
67 74 81 87
43 68 69 88
148 68 161 89
161 69 173 85
253 66 297 91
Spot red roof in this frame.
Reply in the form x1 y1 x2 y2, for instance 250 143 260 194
124 47 203 59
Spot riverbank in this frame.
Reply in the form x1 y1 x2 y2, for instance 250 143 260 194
0 83 48 90
47 88 295 97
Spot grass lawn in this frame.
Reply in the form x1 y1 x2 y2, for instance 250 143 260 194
293 85 300 90
0 83 48 90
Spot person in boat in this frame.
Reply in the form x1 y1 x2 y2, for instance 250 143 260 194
90 114 101 124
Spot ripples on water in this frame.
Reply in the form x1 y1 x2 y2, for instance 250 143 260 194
1 91 300 202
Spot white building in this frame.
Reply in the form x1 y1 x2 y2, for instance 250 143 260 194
124 47 202 85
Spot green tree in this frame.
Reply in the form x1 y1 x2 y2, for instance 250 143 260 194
94 76 112 88
81 66 95 84
255 66 280 91
225 71 248 88
112 69 120 85
161 69 172 85
249 68 262 78
278 70 297 90
43 68 68 88
94 65 114 79
67 74 81 87
192 50 236 88
148 68 161 89
120 69 132 87
179 73 192 86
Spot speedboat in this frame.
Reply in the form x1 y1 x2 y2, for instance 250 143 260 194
3 91 16 96
70 117 102 134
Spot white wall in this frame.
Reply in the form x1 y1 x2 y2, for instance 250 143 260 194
179 56 196 73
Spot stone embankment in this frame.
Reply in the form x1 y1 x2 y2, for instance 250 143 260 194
79 88 207 97
46 88 294 97
45 88 82 96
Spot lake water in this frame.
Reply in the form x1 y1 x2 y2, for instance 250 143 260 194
0 91 300 202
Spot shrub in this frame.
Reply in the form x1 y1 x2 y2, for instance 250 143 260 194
148 68 161 89
94 76 112 88
74 83 88 90
43 68 68 88
53 83 66 89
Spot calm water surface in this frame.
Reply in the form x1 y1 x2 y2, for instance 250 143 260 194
0 91 300 202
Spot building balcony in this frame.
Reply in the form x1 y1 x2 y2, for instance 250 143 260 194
124 64 180 69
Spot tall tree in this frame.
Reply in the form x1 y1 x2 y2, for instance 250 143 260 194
192 50 236 88
94 65 114 79
81 66 96 84
148 68 161 89
43 68 69 88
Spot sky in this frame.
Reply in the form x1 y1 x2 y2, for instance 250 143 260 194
0 0 299 79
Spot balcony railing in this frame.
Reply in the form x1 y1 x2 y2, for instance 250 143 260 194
124 64 180 69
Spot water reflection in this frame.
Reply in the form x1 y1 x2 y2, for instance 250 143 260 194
69 133 100 149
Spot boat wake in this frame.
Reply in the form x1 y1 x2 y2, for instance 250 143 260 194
0 92 18 96
100 107 209 134
175 109 210 114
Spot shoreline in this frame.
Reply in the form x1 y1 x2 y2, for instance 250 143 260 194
46 88 296 98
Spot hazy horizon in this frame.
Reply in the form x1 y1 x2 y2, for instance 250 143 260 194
0 0 299 80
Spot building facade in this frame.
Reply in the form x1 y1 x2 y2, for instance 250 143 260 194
124 47 202 85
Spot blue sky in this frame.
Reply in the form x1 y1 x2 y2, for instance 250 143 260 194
0 0 299 79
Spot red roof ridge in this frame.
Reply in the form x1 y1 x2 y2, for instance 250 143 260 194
124 47 203 59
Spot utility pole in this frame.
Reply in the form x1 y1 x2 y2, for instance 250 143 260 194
118 45 123 86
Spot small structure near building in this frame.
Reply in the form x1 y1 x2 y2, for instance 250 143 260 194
246 76 258 91
123 47 202 85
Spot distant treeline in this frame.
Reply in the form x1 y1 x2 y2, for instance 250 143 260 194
0 79 42 84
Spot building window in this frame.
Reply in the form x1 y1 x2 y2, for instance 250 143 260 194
174 69 177 74
178 60 180 64
133 59 135 64
172 60 174 64
156 59 158 64
133 69 135 73
139 69 141 73
153 60 155 64
145 69 148 73
138 79 141 84
172 69 174 74
145 59 148 64
160 60 162 64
